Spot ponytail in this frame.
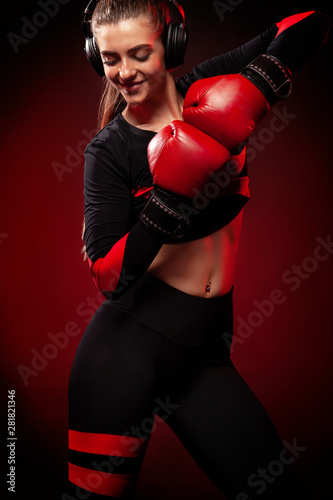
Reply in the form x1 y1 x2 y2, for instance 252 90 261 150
98 80 125 130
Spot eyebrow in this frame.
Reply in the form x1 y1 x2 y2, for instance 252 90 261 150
100 44 153 56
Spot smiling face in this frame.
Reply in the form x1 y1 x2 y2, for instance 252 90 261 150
95 16 168 106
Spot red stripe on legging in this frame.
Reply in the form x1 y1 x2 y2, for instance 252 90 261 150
276 11 315 37
69 462 137 497
69 430 148 458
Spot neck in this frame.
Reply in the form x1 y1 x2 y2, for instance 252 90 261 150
122 73 184 132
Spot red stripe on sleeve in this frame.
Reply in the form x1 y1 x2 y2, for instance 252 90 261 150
69 429 148 458
131 186 153 198
276 11 315 37
88 233 129 293
69 463 137 497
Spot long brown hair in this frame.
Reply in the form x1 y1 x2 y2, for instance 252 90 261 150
80 0 171 261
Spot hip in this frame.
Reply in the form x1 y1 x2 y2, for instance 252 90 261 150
110 272 234 347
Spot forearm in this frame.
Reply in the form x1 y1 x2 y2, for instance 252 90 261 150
239 11 332 105
266 11 332 73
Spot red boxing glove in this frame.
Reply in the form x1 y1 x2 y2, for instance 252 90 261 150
140 120 232 239
147 120 231 199
182 74 269 154
182 11 331 154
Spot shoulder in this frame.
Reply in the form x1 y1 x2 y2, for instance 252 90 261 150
85 114 128 159
83 114 132 184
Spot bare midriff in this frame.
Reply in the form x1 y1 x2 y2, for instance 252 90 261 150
147 210 243 297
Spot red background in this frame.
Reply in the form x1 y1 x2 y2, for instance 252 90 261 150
2 1 333 499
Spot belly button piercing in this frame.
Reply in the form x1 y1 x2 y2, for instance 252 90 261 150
206 281 212 293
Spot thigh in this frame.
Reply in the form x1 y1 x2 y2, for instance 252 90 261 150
67 302 166 499
69 302 164 431
167 354 306 500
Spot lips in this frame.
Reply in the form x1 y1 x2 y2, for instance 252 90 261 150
120 81 146 93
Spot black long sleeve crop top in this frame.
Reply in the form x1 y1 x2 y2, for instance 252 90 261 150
83 11 331 299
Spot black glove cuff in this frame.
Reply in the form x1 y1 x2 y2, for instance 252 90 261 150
239 53 293 105
139 187 194 241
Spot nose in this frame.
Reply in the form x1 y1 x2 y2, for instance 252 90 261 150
119 58 136 81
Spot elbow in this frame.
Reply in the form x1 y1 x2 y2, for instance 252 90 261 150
87 255 125 299
309 11 332 68
318 11 332 46
87 256 105 294
308 11 332 49
311 11 332 49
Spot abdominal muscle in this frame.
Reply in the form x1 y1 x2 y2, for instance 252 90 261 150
147 210 244 298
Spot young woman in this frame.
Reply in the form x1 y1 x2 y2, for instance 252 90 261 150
67 1 331 498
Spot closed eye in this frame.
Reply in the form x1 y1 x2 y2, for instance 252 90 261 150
103 60 118 66
101 44 153 66
135 54 150 62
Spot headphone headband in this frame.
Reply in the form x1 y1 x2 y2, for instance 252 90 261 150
82 0 188 75
83 0 185 34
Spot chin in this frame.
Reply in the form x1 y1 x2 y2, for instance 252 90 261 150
125 92 149 106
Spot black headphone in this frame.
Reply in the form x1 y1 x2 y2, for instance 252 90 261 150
82 0 188 76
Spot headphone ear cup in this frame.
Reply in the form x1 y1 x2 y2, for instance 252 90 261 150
164 22 174 70
175 23 188 68
84 36 105 77
164 21 188 70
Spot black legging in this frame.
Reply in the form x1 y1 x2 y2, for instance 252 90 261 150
66 274 306 499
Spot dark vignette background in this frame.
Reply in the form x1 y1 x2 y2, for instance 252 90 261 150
1 1 333 499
